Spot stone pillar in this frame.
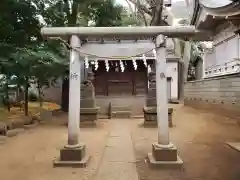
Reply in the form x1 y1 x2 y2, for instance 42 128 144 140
54 35 90 167
143 49 173 126
148 35 183 168
155 36 170 146
68 35 81 146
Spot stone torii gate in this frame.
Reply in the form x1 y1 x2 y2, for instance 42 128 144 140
41 26 205 167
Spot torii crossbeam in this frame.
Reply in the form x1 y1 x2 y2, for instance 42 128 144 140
41 26 209 40
41 26 206 168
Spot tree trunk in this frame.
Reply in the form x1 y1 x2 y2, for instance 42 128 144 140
24 77 29 116
5 80 10 112
68 1 78 26
150 0 164 26
17 84 22 102
37 81 43 107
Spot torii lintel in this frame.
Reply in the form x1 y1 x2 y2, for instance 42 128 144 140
41 26 211 41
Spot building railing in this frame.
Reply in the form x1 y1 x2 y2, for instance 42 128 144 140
204 58 240 78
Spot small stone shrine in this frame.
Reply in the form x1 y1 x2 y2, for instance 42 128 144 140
143 71 173 127
80 72 99 122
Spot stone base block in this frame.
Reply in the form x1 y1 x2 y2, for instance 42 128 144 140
143 106 173 114
148 153 183 168
6 128 25 137
53 144 90 168
11 120 25 129
143 115 173 127
24 123 38 130
80 114 97 122
80 107 99 122
143 106 173 127
147 143 183 168
111 111 131 119
0 122 7 135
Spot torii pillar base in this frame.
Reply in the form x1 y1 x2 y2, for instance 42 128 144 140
148 143 183 168
53 144 90 168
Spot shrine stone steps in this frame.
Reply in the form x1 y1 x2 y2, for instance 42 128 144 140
110 105 131 119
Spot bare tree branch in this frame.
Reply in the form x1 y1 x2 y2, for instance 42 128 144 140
124 0 135 14
138 10 148 26
125 0 148 26
142 0 155 9
127 0 152 16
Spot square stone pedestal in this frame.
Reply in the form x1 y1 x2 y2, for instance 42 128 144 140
53 144 90 167
143 106 173 127
148 143 183 168
80 107 99 122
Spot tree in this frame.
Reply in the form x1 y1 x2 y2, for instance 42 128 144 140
125 0 166 26
0 0 38 115
33 0 128 27
31 46 67 107
0 0 68 115
0 0 130 112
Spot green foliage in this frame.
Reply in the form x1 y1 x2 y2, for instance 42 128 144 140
88 0 124 27
0 0 130 113
0 0 68 114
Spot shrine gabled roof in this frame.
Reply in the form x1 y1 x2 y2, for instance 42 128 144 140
199 0 240 16
191 0 240 31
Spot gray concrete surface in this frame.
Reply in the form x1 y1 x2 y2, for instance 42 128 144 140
93 119 138 180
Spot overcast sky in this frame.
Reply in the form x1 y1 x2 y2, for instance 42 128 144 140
199 0 233 8
116 0 185 7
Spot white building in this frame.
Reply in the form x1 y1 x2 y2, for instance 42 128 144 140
184 0 240 117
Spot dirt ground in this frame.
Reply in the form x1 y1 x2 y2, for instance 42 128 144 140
0 118 111 180
131 105 240 180
0 105 240 180
0 102 60 124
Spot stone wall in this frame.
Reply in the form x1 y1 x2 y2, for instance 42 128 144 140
184 74 240 118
